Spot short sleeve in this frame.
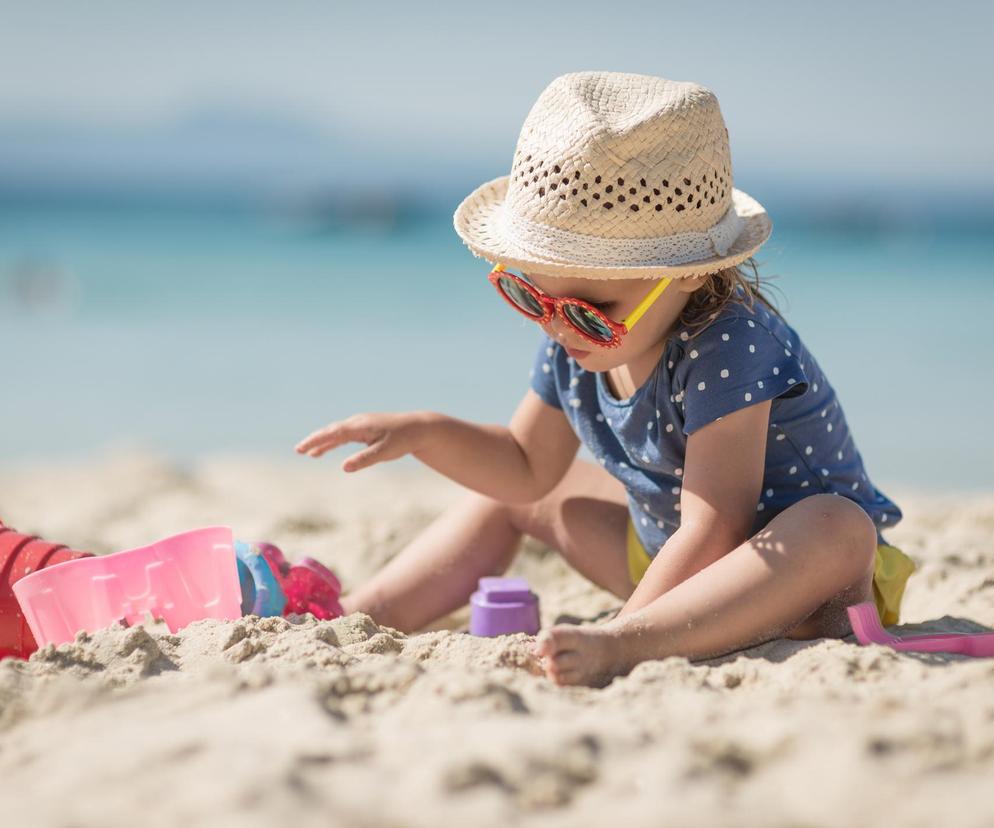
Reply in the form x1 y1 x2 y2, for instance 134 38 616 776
529 334 563 410
672 315 809 435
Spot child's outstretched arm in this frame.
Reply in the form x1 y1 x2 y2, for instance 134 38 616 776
296 390 580 505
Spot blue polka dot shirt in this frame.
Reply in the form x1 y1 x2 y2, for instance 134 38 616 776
528 288 902 558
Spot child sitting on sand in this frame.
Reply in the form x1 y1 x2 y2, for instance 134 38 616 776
296 71 916 688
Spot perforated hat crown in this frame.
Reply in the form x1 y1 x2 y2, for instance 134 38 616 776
453 71 772 280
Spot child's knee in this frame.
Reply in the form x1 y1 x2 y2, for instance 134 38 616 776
462 490 535 535
503 495 548 537
794 494 877 571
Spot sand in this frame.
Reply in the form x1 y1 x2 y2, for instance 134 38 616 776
1 450 992 828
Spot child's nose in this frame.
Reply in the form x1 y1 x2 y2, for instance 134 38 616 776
545 312 570 342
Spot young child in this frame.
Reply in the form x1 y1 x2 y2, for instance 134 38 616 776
296 71 917 688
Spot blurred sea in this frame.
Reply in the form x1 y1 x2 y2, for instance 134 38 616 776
2 199 992 491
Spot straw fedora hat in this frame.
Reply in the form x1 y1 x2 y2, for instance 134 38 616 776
453 71 772 280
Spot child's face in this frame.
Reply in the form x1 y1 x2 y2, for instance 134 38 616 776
521 269 706 372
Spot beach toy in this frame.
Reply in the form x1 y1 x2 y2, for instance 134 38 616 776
258 541 291 579
0 522 95 660
282 557 344 620
469 576 540 636
12 526 242 649
847 601 994 658
236 540 344 621
234 540 288 617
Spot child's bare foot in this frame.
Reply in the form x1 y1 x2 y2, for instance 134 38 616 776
531 621 636 688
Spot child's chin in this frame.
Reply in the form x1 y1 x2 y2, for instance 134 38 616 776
573 351 606 366
569 352 598 367
565 346 603 363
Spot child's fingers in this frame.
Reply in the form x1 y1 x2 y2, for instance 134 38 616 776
296 421 374 455
305 443 335 458
296 426 341 454
342 441 386 473
304 434 351 458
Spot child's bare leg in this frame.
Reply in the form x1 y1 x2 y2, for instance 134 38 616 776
339 492 523 632
341 457 633 633
503 457 634 602
534 494 878 687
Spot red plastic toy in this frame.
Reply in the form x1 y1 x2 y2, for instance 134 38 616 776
0 520 95 660
253 541 344 621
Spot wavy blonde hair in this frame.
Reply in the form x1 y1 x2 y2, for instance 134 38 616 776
678 256 787 341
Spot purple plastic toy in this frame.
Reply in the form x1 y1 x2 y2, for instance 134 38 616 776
469 576 540 637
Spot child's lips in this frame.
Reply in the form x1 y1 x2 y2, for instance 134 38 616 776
565 345 590 359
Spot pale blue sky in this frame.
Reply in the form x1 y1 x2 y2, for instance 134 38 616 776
1 0 991 201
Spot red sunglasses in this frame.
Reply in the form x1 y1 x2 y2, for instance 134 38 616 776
487 263 673 349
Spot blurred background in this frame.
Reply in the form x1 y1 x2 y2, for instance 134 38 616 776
1 0 991 490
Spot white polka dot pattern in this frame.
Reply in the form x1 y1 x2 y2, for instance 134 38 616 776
526 297 903 559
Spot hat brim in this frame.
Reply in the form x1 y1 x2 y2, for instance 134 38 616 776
453 175 773 280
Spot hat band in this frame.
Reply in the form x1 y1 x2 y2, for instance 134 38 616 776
497 201 745 269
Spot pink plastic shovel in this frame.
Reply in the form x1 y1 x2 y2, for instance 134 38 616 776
12 526 242 649
846 601 994 657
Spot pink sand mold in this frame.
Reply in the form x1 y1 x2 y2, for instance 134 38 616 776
12 526 243 648
846 601 994 658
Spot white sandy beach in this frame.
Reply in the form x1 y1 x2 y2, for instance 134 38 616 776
1 450 992 827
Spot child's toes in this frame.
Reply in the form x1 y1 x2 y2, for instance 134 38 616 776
532 628 562 658
548 651 582 684
549 666 581 686
545 653 583 686
543 655 572 685
551 649 580 670
542 624 586 653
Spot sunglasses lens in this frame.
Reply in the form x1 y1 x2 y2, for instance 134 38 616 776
498 275 544 318
563 303 615 343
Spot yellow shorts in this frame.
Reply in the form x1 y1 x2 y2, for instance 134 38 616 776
625 518 916 626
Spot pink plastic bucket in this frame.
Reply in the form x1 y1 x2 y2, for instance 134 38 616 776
12 526 242 649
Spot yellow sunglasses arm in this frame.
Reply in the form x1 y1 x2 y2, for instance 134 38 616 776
621 277 672 331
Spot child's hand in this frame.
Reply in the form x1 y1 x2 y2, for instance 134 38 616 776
295 412 431 473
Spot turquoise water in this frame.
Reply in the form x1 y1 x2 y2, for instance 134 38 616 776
2 203 992 490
